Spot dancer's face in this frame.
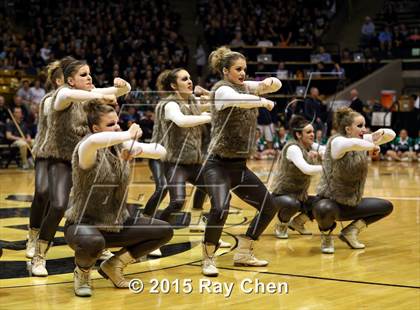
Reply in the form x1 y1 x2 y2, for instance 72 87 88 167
67 65 94 91
297 124 315 148
346 115 367 138
173 70 193 97
224 58 246 85
93 112 120 133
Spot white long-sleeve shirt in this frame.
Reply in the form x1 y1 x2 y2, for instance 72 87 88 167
331 129 395 159
214 78 282 111
78 131 166 170
286 145 322 175
164 101 211 127
54 81 131 111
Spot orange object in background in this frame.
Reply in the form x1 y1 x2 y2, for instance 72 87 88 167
381 90 396 109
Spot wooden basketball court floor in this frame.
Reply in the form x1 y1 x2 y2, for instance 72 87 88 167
0 160 419 309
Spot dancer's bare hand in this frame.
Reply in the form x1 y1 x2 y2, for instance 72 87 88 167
262 98 274 111
113 78 127 88
128 123 142 140
120 148 135 161
372 129 384 144
194 85 209 96
99 94 117 106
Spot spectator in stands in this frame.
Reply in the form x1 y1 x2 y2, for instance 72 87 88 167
392 25 405 49
258 107 275 150
303 87 325 131
276 62 289 79
332 62 345 78
29 80 46 106
2 1 187 90
230 32 245 47
349 88 364 114
257 35 274 47
17 80 32 106
120 106 140 130
194 41 206 78
361 16 376 46
407 28 420 43
316 46 332 63
0 96 9 126
139 110 155 142
40 42 51 63
254 128 276 160
315 129 327 145
386 129 416 161
399 23 409 40
378 26 393 51
5 107 33 169
273 125 288 151
341 48 352 62
11 95 29 122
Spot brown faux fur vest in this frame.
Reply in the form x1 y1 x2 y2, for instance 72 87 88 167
160 95 203 165
208 80 258 159
65 136 131 232
317 135 368 206
150 101 165 144
271 141 312 201
40 85 90 161
32 92 52 159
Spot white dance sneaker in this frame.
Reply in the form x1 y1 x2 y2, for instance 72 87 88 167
233 236 268 267
339 220 366 249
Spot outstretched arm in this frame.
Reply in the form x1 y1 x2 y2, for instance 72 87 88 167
286 145 322 175
78 124 141 169
331 136 377 159
91 78 131 97
215 86 274 111
245 77 282 95
165 101 211 127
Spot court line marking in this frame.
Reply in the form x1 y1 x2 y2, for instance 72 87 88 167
377 197 420 201
186 264 420 290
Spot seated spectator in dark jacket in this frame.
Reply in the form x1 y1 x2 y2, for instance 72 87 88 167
349 88 364 114
303 87 325 131
0 95 9 126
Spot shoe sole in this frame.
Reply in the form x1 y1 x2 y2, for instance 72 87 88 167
75 291 92 297
321 250 334 254
202 272 218 277
275 235 288 239
233 262 268 267
288 225 312 235
32 271 48 277
338 233 365 249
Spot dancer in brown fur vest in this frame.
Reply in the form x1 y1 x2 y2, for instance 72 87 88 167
64 103 172 297
271 115 324 239
30 57 131 277
201 46 282 277
313 107 395 254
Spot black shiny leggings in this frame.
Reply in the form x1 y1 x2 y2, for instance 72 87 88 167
64 216 173 269
159 163 207 222
38 159 72 242
274 195 319 222
203 157 279 245
143 159 169 216
29 158 50 229
312 197 393 231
